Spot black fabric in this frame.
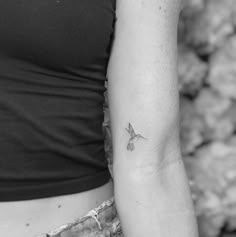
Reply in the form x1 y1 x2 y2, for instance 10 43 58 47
0 0 116 201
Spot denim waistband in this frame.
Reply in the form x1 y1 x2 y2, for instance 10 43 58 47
37 197 123 237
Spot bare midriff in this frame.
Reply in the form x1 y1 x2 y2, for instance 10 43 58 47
0 179 114 237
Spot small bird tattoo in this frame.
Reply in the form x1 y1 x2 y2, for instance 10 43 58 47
125 123 147 151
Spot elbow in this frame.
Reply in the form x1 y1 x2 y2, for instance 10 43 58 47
148 112 182 171
112 113 182 181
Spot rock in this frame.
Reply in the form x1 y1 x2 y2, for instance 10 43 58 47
183 140 236 217
178 45 208 96
208 36 236 99
194 89 234 141
179 97 205 155
181 0 235 55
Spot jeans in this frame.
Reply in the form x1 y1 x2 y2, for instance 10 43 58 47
36 197 123 237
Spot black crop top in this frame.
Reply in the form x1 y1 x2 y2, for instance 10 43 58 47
0 0 116 201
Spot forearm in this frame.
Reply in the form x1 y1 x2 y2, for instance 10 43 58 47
113 151 199 237
106 0 194 236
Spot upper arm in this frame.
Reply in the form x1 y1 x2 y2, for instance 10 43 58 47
106 0 182 171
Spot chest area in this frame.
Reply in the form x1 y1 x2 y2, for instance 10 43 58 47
0 0 115 68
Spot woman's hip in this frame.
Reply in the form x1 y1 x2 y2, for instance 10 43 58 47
0 179 115 237
37 196 123 237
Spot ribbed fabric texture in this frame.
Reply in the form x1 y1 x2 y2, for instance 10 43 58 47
0 0 116 201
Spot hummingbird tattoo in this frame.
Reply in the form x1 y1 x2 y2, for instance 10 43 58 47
125 123 147 151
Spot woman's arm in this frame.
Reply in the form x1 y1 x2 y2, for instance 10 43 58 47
106 0 199 236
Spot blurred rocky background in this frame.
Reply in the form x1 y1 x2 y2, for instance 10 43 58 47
103 0 236 236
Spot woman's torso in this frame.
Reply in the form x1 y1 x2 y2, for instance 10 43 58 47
0 0 116 236
0 179 114 237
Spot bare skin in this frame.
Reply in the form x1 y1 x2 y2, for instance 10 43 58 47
0 179 114 237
